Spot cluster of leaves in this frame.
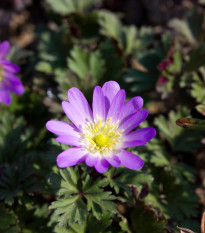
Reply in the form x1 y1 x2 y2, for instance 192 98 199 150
47 146 165 233
1 0 205 232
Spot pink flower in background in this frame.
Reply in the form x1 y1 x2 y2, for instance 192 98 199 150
46 81 156 173
156 76 169 93
157 57 173 71
157 76 169 85
0 41 24 105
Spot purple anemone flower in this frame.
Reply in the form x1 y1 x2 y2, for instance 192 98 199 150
46 81 156 173
0 41 24 105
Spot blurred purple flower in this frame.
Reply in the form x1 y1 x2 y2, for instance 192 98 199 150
46 81 156 173
0 41 24 105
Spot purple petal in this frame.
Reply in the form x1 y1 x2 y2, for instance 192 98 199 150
120 96 143 123
67 87 93 122
0 89 11 105
12 84 24 95
105 155 121 167
119 110 149 134
4 73 22 85
0 59 20 73
0 41 10 58
121 127 156 149
46 120 79 136
85 155 98 167
56 135 81 146
125 127 156 142
102 81 120 115
107 90 125 122
62 101 88 129
92 86 106 121
57 147 87 168
121 140 147 149
5 81 24 95
118 150 144 170
94 158 109 173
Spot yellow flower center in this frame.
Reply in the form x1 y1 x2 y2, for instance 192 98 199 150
94 134 108 147
81 117 123 156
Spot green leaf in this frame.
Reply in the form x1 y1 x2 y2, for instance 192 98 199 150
0 112 25 150
122 26 138 55
146 167 198 225
69 12 100 39
105 167 153 198
67 45 105 89
131 204 166 233
124 48 162 93
49 167 115 226
169 7 204 46
98 11 154 56
119 217 132 233
98 10 121 41
169 18 196 46
87 213 112 233
99 39 124 80
186 43 205 71
46 0 75 15
6 45 33 65
0 204 18 231
167 50 182 74
124 68 158 93
50 196 88 226
191 71 205 103
83 175 115 219
0 156 40 205
196 104 205 116
150 150 170 167
154 108 203 152
36 26 71 72
36 61 53 74
134 27 154 54
46 0 101 15
68 46 105 80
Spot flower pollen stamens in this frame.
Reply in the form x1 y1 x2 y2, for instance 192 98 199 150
81 117 123 155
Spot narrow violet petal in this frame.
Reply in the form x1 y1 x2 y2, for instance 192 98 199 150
0 89 11 105
107 89 125 122
62 101 87 129
0 41 10 58
118 150 144 170
102 81 120 115
105 155 121 167
12 84 24 95
0 60 20 73
125 127 156 142
85 155 98 167
56 135 81 146
6 82 24 95
57 147 87 168
120 96 143 123
92 86 106 121
46 120 79 136
67 87 93 122
94 158 109 173
4 73 22 85
121 140 147 149
119 110 149 134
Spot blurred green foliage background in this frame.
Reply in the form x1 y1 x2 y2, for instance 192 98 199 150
0 0 205 232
